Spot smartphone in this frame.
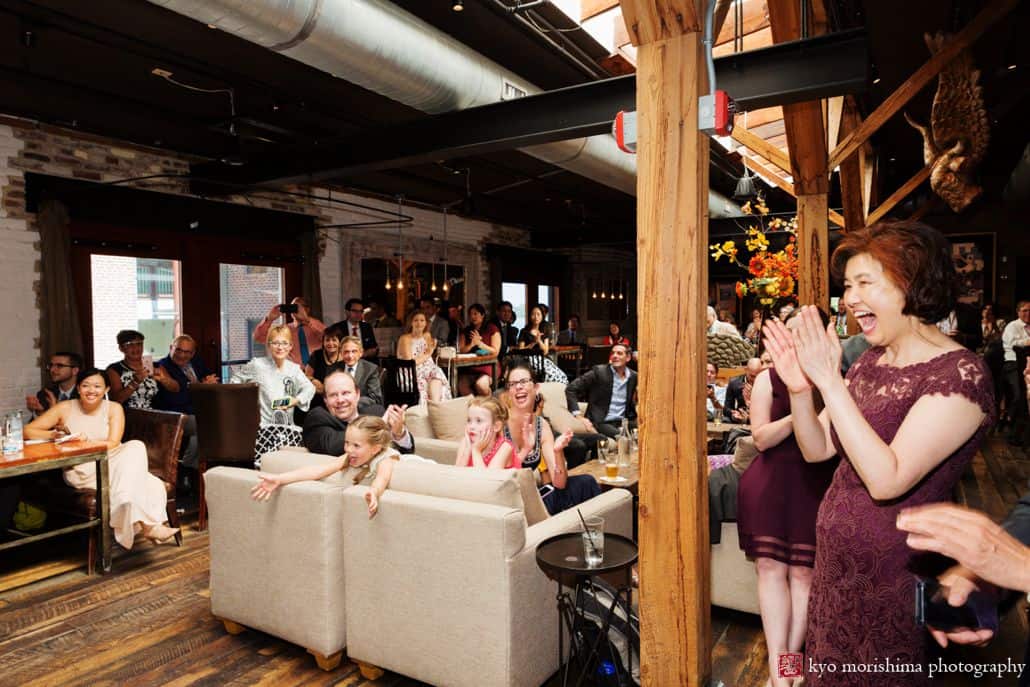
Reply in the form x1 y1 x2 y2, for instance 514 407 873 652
279 303 299 315
538 484 555 499
914 577 998 632
271 397 291 409
142 354 154 376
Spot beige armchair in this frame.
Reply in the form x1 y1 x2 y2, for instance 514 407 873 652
342 461 634 687
204 450 353 670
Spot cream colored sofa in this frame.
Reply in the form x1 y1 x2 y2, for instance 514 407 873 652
711 522 760 614
343 460 634 687
206 449 632 681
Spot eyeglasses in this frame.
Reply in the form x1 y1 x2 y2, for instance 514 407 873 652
47 362 74 369
173 347 195 356
269 341 292 348
505 379 533 389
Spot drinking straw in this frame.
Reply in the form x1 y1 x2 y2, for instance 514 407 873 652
577 508 600 560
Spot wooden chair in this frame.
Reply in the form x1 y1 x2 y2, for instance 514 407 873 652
189 383 260 531
34 407 186 574
381 357 420 408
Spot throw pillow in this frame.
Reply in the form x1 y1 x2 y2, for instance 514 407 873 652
427 395 472 441
538 382 588 434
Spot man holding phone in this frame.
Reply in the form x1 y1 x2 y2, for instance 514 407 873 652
253 296 325 367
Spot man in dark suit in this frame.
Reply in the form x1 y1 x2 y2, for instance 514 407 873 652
303 368 414 456
722 357 764 422
492 301 519 359
556 315 583 346
419 296 450 345
337 336 384 415
25 351 82 416
331 298 378 359
565 343 637 438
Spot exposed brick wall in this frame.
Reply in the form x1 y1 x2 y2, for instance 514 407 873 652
0 121 530 411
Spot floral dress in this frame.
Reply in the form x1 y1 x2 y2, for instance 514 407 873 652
411 336 451 407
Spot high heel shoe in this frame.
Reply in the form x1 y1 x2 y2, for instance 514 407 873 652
142 523 180 544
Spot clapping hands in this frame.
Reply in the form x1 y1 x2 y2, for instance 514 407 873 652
383 404 408 440
763 305 842 393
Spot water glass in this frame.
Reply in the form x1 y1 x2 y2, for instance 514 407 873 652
582 515 604 567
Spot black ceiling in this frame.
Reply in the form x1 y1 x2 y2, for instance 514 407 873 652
2 0 1024 248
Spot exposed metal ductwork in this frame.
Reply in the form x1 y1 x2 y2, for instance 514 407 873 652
148 0 742 217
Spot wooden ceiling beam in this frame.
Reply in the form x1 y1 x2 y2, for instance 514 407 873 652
620 0 702 44
581 0 621 22
829 0 1020 170
734 105 782 129
838 97 865 231
712 25 773 56
732 125 791 175
715 0 769 44
867 165 931 225
741 153 845 227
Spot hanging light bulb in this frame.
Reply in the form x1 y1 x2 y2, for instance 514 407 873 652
385 259 391 290
395 195 405 290
441 207 450 293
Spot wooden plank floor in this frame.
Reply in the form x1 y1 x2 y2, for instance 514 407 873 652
0 434 1026 686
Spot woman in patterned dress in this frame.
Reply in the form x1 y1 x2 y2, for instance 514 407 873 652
764 221 994 686
397 311 451 406
106 329 178 409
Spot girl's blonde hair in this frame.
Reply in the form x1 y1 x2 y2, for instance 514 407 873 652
347 416 395 485
469 396 508 424
404 310 428 335
265 324 292 347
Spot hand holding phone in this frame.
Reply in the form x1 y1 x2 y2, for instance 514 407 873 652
915 577 998 633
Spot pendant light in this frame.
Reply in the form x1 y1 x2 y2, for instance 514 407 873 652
442 207 450 293
384 258 392 290
395 195 405 290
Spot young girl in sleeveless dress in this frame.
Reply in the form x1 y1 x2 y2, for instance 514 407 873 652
251 416 403 518
454 397 517 469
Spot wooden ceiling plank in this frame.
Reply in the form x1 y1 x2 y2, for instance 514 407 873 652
867 165 932 225
734 105 782 128
731 126 791 175
715 0 769 45
581 0 621 22
828 0 1020 170
744 153 795 196
711 25 773 56
826 95 844 151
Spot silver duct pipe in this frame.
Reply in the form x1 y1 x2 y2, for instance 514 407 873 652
149 0 742 217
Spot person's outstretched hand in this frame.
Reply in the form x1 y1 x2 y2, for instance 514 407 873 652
250 473 285 501
762 318 811 393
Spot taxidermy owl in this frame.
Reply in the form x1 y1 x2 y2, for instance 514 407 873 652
904 32 990 212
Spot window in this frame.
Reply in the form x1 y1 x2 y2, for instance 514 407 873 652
501 282 528 331
537 284 557 328
220 263 284 379
90 255 181 368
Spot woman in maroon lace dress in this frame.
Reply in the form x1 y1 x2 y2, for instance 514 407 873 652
737 312 838 687
764 221 994 686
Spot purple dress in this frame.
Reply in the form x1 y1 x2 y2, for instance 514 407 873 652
806 348 994 685
737 368 838 566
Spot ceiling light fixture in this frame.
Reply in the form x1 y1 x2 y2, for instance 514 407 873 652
452 0 464 11
395 195 405 290
442 207 450 293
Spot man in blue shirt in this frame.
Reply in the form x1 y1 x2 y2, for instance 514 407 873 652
154 335 217 470
565 343 637 438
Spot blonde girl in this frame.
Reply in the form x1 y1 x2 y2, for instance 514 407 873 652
455 397 517 469
251 416 400 518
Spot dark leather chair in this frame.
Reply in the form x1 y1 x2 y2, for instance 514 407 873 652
381 358 420 408
35 407 185 574
189 383 260 531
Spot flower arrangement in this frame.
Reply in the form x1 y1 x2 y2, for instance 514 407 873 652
710 196 799 307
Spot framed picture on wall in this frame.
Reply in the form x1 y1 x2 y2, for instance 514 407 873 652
947 233 995 307
716 281 737 314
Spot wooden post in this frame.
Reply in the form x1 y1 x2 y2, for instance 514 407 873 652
838 97 866 232
619 1 711 685
767 0 830 312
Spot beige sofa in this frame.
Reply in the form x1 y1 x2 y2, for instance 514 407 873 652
206 449 633 681
343 460 634 687
711 523 759 614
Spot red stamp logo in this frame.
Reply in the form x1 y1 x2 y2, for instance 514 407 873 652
777 652 804 679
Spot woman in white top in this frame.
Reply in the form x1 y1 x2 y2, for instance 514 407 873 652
1000 301 1030 443
25 368 177 548
231 324 316 460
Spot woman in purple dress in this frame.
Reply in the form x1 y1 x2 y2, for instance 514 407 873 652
738 312 838 687
764 221 994 686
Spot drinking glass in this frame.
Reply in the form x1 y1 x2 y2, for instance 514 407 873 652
582 515 604 567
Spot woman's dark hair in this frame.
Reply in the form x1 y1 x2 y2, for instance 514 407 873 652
830 220 958 324
609 320 621 331
76 367 108 387
323 323 346 341
783 306 831 328
116 329 144 345
504 356 541 385
468 303 486 318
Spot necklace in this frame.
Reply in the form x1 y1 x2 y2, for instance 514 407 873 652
323 349 340 366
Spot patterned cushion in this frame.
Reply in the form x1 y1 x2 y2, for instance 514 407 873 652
707 333 755 367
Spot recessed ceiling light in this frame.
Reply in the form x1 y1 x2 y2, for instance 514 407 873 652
872 77 881 84
452 0 464 11
1008 63 1017 71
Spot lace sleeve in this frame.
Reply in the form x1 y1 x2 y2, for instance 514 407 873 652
923 351 996 425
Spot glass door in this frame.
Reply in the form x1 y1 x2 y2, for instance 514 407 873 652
218 263 285 381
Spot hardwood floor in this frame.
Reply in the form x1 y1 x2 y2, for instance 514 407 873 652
0 436 1025 686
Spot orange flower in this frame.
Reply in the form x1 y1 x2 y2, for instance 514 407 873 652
748 255 766 276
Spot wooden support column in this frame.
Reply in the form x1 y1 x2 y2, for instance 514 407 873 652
838 97 866 231
767 0 830 311
619 1 710 685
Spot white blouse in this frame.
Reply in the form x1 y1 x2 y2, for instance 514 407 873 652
230 357 315 425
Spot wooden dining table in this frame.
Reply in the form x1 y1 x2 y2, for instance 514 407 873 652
0 439 111 572
445 353 500 395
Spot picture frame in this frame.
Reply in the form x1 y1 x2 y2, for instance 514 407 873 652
947 233 995 307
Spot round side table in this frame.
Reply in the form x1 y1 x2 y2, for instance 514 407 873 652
536 531 638 687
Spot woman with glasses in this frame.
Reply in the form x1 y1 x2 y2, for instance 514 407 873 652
106 330 177 409
230 324 315 462
501 359 600 514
